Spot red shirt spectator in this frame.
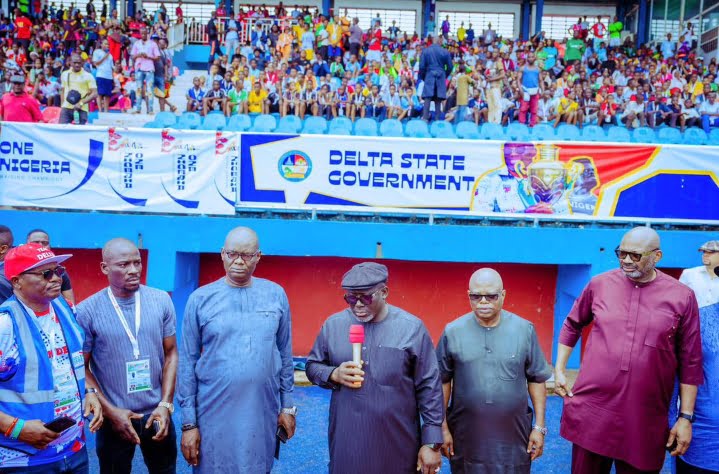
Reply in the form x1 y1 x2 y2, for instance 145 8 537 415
14 13 33 40
0 77 43 123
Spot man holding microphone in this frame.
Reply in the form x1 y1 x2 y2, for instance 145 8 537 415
306 262 444 474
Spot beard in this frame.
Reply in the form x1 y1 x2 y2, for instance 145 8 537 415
352 312 375 323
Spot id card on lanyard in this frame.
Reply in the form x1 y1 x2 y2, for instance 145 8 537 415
107 288 152 394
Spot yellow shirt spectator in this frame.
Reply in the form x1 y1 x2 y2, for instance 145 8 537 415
61 69 97 112
248 88 268 113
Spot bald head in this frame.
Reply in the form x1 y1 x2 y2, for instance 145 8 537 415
621 227 660 252
224 227 259 250
102 238 139 262
469 268 504 290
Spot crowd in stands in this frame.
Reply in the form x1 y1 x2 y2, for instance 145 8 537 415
0 0 178 123
186 8 719 136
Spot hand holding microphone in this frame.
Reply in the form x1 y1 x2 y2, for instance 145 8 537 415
329 325 365 389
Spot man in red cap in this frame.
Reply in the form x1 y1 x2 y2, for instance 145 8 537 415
0 244 103 473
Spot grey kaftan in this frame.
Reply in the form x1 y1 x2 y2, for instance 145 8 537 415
305 305 444 474
436 311 552 474
177 278 294 473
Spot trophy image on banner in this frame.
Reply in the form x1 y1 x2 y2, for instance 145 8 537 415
524 144 579 214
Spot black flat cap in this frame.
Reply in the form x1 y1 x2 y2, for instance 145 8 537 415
341 262 388 291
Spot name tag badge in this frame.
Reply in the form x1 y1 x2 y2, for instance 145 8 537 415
126 358 152 394
71 351 84 369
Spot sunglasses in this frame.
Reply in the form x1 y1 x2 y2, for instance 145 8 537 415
22 265 66 281
614 246 658 263
344 288 382 306
468 292 501 302
223 249 260 262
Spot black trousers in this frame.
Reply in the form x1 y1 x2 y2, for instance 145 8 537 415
96 414 177 474
677 457 719 474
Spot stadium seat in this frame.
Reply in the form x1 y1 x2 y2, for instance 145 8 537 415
380 119 404 137
581 125 606 142
200 114 227 130
405 119 431 138
683 128 708 145
328 117 353 135
709 128 719 145
354 118 378 136
435 126 457 139
631 127 656 143
227 114 252 131
506 123 530 141
41 106 61 124
657 127 682 144
607 126 631 142
251 114 277 132
556 124 580 141
276 115 302 133
143 121 164 128
480 123 505 140
154 111 177 128
302 116 328 134
177 112 201 130
430 120 454 138
455 121 481 139
530 123 555 141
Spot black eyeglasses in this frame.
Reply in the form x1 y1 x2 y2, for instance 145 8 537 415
614 246 659 263
344 288 382 306
22 266 66 281
223 249 260 262
468 292 501 302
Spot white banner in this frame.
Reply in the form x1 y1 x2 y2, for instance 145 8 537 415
0 123 235 215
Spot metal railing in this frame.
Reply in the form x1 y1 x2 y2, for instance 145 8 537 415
185 16 299 45
167 21 186 50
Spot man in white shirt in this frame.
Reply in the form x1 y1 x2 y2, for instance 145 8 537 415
92 39 114 112
700 92 719 133
680 240 719 309
661 33 676 59
621 95 646 130
537 89 556 123
224 16 240 60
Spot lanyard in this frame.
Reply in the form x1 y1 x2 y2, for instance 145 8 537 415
107 288 141 359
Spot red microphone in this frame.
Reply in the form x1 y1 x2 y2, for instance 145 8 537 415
349 324 364 366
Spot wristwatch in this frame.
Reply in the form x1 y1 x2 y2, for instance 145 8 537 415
181 423 198 432
85 388 98 395
532 424 548 435
424 443 442 451
281 406 298 416
158 402 175 414
678 412 695 423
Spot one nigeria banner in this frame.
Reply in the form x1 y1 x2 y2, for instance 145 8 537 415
0 123 236 215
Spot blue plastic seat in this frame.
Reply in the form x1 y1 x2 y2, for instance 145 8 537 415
709 128 719 145
581 125 606 142
380 119 404 137
328 117 353 135
251 114 277 132
455 121 481 139
227 114 252 132
682 128 707 145
405 119 431 138
480 123 505 140
177 112 201 129
200 113 227 130
632 127 656 143
531 123 555 141
430 120 454 138
556 124 580 141
506 123 530 141
143 121 164 128
607 126 631 142
354 118 378 136
154 111 177 128
657 127 683 144
276 115 303 133
302 116 328 134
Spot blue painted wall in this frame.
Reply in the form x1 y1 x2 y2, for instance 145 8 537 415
1 210 714 368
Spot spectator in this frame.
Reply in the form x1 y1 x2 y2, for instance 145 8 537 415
608 15 623 48
700 92 719 134
186 76 205 112
681 98 701 132
92 38 114 112
202 79 226 115
131 27 160 114
0 74 43 123
621 94 646 130
59 54 98 124
206 11 221 64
